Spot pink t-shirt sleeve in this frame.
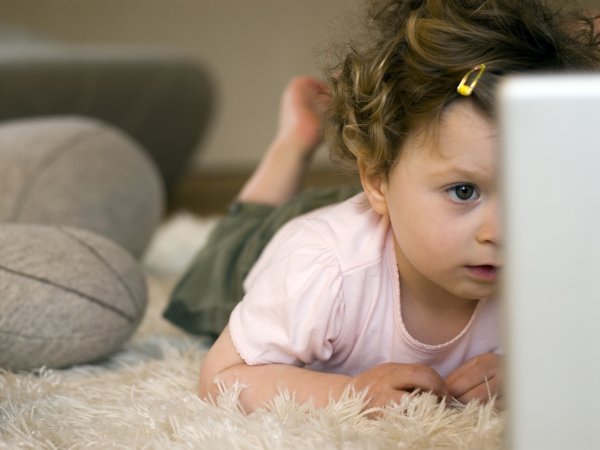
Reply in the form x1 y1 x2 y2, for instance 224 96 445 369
229 219 346 367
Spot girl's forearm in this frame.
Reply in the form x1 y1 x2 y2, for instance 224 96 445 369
199 325 352 412
209 362 352 412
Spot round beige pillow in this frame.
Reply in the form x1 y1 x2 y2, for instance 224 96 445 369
0 224 147 370
0 116 164 258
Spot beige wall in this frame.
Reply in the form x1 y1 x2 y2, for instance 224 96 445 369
0 0 598 174
0 0 360 173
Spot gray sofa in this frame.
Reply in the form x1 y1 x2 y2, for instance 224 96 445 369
0 27 215 370
0 24 215 197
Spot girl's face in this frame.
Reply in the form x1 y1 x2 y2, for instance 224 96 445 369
362 100 501 307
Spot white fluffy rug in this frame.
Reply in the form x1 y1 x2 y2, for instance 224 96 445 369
0 213 507 449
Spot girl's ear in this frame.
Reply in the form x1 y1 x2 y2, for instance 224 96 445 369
358 163 388 216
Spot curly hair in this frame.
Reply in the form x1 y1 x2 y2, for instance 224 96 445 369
326 0 600 177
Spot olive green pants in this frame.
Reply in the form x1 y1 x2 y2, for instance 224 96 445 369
163 184 361 337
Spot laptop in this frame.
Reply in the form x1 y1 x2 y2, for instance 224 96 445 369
500 74 600 450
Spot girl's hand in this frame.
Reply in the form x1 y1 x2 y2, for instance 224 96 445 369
445 353 504 409
349 362 447 410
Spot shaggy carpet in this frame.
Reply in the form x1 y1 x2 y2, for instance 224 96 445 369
0 213 507 449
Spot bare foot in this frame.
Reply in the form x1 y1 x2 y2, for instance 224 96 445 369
238 76 330 206
275 76 329 154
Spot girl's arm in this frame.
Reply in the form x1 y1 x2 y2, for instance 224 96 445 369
199 325 350 409
199 325 447 412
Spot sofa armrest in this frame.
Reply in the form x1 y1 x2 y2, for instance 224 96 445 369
0 43 215 195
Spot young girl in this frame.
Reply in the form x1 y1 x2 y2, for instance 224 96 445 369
169 0 600 412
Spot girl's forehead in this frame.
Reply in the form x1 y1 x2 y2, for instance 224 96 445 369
396 101 498 168
420 101 496 153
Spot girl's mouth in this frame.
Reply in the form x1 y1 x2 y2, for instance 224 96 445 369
465 265 499 281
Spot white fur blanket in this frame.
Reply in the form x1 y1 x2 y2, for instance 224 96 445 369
0 214 506 449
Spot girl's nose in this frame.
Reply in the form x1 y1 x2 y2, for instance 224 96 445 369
476 198 502 246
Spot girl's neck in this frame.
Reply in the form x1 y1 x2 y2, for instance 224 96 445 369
394 244 480 345
400 284 479 345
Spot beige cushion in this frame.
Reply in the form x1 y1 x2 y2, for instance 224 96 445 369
0 224 147 370
0 116 164 258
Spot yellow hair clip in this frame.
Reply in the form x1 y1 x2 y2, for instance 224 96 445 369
457 64 487 96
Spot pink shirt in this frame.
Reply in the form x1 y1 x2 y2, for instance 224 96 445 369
229 193 500 378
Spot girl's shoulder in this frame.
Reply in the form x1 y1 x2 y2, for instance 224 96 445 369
270 192 390 272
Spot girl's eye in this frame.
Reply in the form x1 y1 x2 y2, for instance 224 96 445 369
448 184 479 202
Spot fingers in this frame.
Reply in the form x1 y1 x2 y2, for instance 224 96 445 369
386 363 447 398
452 374 498 404
351 363 447 411
354 357 504 413
446 353 503 405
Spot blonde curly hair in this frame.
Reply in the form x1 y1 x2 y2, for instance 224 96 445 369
326 0 600 177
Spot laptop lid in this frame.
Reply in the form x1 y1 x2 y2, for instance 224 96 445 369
500 74 600 450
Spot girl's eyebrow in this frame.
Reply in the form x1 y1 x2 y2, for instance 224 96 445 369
426 163 493 181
